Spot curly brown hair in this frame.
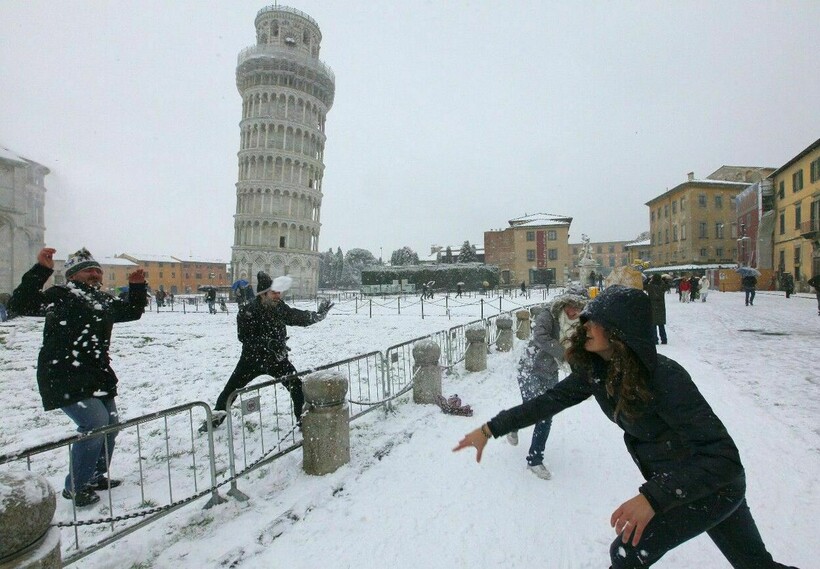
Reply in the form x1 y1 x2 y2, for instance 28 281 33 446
566 324 653 421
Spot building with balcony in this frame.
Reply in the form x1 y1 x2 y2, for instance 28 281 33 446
231 5 335 297
646 167 774 271
484 213 572 286
0 145 47 296
770 137 820 287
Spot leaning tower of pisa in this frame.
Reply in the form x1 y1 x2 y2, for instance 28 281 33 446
232 5 334 296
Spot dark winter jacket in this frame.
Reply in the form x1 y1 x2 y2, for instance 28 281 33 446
488 286 744 515
808 275 820 292
8 263 147 411
236 296 323 367
741 275 757 290
644 277 668 326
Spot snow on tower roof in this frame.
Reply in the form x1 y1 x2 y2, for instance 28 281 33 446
0 144 29 164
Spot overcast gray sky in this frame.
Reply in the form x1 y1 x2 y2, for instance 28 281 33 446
2 1 818 263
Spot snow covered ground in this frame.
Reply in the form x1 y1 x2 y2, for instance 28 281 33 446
1 288 817 568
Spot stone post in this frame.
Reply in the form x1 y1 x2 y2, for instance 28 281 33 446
412 340 441 404
495 316 514 352
0 471 61 569
516 310 531 340
464 325 487 372
301 371 350 476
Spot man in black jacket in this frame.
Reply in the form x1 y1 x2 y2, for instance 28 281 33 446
200 272 332 432
9 247 147 507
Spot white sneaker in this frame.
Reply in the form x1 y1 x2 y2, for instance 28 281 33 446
506 431 519 446
528 464 552 480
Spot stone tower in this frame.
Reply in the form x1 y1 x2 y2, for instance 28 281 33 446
232 5 334 296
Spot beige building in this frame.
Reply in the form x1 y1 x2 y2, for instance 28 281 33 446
0 145 47 296
623 236 652 268
770 138 820 287
50 256 138 292
484 213 573 286
116 254 229 294
646 167 774 270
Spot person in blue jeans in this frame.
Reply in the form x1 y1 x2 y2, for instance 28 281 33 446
506 285 588 479
8 247 146 507
455 286 799 568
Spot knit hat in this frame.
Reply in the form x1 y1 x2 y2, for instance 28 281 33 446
64 248 101 279
256 272 293 295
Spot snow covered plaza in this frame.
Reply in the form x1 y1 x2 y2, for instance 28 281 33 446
0 287 817 568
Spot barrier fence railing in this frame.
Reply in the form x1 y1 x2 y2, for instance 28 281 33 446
0 301 544 565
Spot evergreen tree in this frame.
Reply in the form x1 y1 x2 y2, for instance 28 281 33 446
390 246 419 266
445 246 453 264
458 240 477 263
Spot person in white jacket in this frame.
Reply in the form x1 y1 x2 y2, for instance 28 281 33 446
699 275 710 302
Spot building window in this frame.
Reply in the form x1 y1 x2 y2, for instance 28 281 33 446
526 249 536 261
795 202 802 229
671 201 677 214
526 231 535 241
778 250 785 271
699 222 707 238
159 272 163 278
547 230 557 241
608 245 615 253
651 211 655 222
665 229 669 244
811 157 820 183
714 195 723 209
680 197 686 211
280 236 286 248
664 205 669 218
698 194 707 207
793 169 804 192
700 248 708 257
778 180 785 199
548 249 558 260
597 246 602 253
672 226 678 241
171 272 176 278
681 223 687 240
779 212 785 234
730 223 738 239
609 257 615 267
195 273 202 279
716 247 724 258
715 223 724 239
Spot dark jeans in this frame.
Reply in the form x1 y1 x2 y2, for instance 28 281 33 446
655 325 667 344
215 357 304 420
744 288 756 305
61 397 119 492
527 419 552 466
815 292 820 313
610 478 794 568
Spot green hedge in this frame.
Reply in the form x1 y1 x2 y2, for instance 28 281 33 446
361 264 499 291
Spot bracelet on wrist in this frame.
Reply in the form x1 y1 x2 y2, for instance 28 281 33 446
480 423 492 439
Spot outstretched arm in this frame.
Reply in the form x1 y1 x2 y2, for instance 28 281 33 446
7 248 56 316
452 423 493 462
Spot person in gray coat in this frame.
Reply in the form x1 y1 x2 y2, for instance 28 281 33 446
644 274 668 344
506 285 589 479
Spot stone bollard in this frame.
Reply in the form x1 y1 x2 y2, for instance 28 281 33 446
464 325 487 372
516 310 531 340
412 340 441 404
301 371 350 476
0 471 61 569
496 316 514 352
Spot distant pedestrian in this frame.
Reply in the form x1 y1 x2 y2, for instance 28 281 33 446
597 273 604 289
520 281 527 297
742 274 757 306
645 274 668 344
456 283 463 298
200 273 333 433
0 292 9 322
699 275 710 302
808 274 820 316
205 288 217 314
688 276 699 302
588 271 597 287
781 273 795 299
8 247 147 507
679 277 691 303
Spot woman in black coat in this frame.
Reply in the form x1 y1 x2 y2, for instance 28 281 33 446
454 286 797 569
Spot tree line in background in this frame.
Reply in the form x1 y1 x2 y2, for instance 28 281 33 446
317 241 479 289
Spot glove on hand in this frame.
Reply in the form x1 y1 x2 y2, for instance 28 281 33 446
317 299 334 317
